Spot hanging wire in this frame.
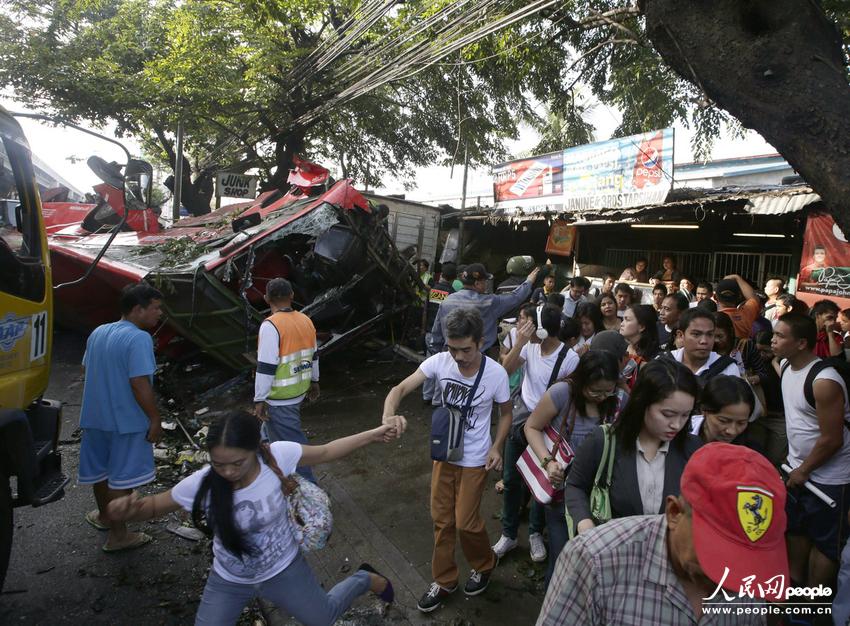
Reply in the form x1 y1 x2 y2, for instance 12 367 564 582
194 0 602 173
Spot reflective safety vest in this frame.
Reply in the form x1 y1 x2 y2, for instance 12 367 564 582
265 310 316 401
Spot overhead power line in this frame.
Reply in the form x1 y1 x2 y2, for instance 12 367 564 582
196 0 600 172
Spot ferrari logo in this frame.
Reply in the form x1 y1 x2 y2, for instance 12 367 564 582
737 487 774 542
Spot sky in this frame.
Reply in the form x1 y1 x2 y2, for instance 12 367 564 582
1 95 142 196
373 100 778 205
2 92 777 206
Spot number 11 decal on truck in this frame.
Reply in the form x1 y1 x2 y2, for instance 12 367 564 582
0 106 68 590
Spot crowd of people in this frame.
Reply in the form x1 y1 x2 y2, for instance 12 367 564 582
413 258 850 625
73 253 850 624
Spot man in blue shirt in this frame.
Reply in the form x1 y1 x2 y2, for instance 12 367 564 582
430 263 539 354
78 283 163 552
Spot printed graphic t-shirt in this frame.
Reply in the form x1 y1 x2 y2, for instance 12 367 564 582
171 441 303 584
420 352 510 467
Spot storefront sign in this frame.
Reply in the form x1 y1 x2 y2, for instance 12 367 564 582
492 152 563 210
561 128 674 211
216 172 258 199
797 213 850 302
544 220 577 257
492 128 674 214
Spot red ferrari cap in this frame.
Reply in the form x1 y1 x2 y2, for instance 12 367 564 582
681 443 789 602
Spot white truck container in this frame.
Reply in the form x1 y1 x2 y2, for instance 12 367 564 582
365 193 443 267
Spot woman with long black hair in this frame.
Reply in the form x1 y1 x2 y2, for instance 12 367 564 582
574 302 605 355
564 359 702 536
107 411 398 625
619 304 660 389
692 375 760 450
598 293 621 332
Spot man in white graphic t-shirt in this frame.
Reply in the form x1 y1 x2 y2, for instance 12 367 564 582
772 312 850 592
382 307 511 613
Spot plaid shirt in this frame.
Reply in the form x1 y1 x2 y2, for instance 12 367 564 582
537 515 766 626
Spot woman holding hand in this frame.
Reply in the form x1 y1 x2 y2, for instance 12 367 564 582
107 411 400 626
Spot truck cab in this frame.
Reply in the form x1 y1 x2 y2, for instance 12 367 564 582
0 107 68 590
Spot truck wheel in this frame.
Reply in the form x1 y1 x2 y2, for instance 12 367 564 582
0 476 11 592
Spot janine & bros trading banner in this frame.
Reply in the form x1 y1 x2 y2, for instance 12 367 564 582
492 128 675 214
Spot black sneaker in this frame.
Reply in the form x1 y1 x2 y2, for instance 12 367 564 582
416 582 457 613
463 568 492 596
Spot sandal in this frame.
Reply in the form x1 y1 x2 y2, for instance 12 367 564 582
85 509 109 531
102 532 153 553
359 563 394 604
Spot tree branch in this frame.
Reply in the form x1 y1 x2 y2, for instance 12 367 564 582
564 38 640 92
197 114 266 167
153 125 174 163
555 6 643 40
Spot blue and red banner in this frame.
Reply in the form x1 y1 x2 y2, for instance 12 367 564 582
493 128 674 214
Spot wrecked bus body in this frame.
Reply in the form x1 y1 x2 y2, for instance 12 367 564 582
45 162 423 370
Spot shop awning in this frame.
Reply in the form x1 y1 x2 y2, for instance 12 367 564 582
450 184 822 224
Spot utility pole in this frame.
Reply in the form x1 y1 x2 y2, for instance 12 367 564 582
171 119 184 222
457 142 469 263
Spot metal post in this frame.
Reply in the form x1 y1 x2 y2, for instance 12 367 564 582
172 119 184 222
457 143 469 263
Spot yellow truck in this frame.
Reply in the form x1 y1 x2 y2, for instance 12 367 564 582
0 106 67 589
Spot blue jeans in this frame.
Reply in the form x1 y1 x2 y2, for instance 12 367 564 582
544 498 569 590
500 435 545 540
422 337 439 404
264 403 316 483
835 538 850 626
195 553 371 626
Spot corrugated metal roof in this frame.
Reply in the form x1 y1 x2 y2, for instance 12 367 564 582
450 184 822 225
494 185 820 222
744 189 821 215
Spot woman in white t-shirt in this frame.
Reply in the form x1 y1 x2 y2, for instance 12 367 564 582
496 304 579 563
107 411 399 626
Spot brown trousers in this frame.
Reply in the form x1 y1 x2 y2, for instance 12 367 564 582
430 461 496 587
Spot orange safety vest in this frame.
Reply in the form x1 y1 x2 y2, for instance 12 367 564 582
264 310 316 400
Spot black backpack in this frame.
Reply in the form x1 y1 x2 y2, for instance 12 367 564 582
780 357 850 431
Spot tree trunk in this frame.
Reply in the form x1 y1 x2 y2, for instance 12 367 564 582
259 129 306 193
186 169 214 216
154 126 213 216
641 0 850 235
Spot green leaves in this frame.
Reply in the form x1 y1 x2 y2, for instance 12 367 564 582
1 0 790 194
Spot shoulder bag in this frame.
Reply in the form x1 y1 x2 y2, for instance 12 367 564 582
261 443 333 552
589 423 617 524
564 423 617 540
431 357 486 462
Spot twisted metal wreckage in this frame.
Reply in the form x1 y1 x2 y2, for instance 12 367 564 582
42 157 423 370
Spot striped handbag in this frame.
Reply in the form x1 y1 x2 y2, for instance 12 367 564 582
516 405 576 505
